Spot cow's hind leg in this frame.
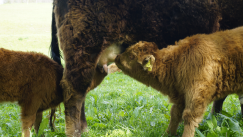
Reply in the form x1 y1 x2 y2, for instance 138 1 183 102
207 97 226 119
211 97 226 114
166 103 184 136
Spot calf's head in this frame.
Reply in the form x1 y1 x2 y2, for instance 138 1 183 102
115 41 158 76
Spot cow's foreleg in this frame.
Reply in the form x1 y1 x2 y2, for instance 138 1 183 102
56 14 102 135
61 58 96 136
61 78 87 137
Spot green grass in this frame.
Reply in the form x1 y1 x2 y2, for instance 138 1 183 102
0 3 243 137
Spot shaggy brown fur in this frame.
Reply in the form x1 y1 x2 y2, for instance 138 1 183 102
0 48 63 137
0 48 108 136
115 26 243 137
52 0 221 135
108 63 121 74
50 63 108 132
50 62 121 131
211 0 243 115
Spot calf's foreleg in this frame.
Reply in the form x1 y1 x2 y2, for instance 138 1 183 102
182 86 212 137
166 103 184 136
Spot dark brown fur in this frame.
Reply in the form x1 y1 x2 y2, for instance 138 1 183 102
115 26 243 137
52 0 221 135
49 62 121 131
0 48 63 137
218 0 243 30
50 63 108 132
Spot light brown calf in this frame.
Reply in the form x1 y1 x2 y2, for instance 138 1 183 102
115 26 243 137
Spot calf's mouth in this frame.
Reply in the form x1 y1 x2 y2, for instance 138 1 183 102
115 55 121 68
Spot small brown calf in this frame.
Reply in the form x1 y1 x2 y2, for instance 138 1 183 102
0 48 110 136
115 26 243 137
0 48 64 137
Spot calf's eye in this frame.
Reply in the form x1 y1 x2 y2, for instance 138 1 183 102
129 55 135 60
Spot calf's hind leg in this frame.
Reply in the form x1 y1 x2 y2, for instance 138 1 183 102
80 101 88 132
49 108 56 131
239 95 243 118
34 112 43 134
20 97 41 137
21 113 37 137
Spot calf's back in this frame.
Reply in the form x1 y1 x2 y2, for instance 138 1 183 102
0 48 63 111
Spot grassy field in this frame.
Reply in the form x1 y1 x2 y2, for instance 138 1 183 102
0 3 243 137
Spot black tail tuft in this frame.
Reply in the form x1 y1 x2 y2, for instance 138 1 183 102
50 5 62 65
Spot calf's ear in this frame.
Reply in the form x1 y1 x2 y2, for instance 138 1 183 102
142 55 155 71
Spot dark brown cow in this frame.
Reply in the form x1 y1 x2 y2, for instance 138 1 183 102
50 0 221 136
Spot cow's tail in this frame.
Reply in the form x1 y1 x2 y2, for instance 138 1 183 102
49 5 61 131
50 5 61 65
